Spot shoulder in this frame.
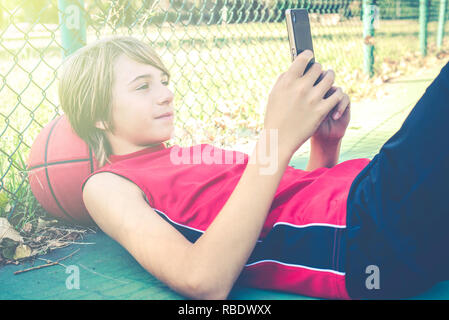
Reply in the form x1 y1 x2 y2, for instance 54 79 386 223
82 171 150 238
82 171 146 200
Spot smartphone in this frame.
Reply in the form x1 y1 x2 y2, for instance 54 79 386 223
285 8 315 74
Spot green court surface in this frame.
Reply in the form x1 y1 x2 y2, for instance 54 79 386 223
2 229 449 300
1 62 448 300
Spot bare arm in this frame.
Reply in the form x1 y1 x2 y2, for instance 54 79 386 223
82 174 204 299
305 137 342 171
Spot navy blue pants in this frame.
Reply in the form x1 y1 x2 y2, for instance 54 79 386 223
344 61 449 299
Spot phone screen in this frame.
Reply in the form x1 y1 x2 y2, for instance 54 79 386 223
285 9 315 73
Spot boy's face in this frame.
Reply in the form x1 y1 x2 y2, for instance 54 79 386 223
100 54 175 154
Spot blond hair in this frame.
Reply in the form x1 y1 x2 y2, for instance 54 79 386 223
58 36 171 168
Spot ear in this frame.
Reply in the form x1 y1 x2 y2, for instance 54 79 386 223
95 121 106 130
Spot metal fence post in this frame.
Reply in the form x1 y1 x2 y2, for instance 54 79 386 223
419 0 428 56
58 0 87 57
363 0 375 78
437 0 447 50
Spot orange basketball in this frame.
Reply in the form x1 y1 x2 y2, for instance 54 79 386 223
26 115 99 225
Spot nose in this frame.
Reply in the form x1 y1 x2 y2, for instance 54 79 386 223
158 86 174 105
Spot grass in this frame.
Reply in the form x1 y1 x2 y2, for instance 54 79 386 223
0 18 449 261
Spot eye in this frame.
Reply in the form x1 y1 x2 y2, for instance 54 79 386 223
162 80 169 86
136 83 149 90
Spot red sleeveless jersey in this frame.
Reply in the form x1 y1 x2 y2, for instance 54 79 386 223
82 143 370 299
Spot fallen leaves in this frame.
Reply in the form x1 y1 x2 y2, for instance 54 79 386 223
35 217 58 232
0 216 95 266
0 217 23 243
22 222 32 233
436 50 449 60
13 244 32 260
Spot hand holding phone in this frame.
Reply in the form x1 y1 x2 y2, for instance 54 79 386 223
263 50 344 156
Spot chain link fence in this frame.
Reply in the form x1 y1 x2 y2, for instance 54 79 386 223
0 0 448 226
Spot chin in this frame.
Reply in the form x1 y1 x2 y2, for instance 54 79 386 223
168 129 176 140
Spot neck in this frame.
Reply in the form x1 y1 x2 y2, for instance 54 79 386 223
110 140 163 157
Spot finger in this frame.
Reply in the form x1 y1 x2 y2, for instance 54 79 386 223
302 62 323 88
313 70 328 87
324 85 336 99
286 50 314 79
320 86 344 113
332 94 350 120
314 70 336 98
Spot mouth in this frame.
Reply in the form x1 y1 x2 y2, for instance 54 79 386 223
155 111 174 120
